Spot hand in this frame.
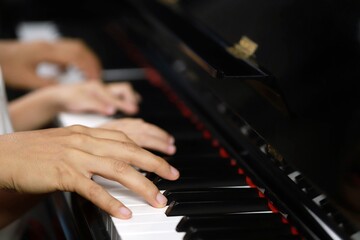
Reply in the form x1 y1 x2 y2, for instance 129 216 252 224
100 118 176 155
0 39 101 89
54 81 140 115
0 125 180 219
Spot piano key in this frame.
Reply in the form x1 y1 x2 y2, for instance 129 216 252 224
167 158 233 170
164 188 260 203
153 174 247 190
165 198 269 216
113 212 178 225
120 231 185 240
146 163 238 181
173 139 218 156
183 229 300 240
161 166 238 179
176 213 285 232
115 219 180 234
128 205 168 215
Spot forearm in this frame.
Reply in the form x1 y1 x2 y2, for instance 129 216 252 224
9 88 61 131
0 191 45 229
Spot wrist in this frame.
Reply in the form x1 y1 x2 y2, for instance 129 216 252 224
37 86 64 113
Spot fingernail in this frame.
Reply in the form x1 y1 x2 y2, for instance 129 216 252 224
169 136 175 144
168 145 176 154
156 192 168 206
170 166 180 178
119 207 132 218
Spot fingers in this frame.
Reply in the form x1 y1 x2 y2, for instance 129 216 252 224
66 125 179 181
93 158 169 208
132 134 176 155
108 83 141 105
71 150 172 209
96 84 139 115
98 119 176 155
78 97 117 116
75 178 132 219
64 129 179 211
128 120 176 154
67 124 130 142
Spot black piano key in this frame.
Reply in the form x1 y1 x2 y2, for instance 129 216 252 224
169 160 235 171
167 158 232 170
153 174 246 190
165 199 269 216
143 115 193 128
173 140 219 156
166 156 232 167
145 156 234 180
166 166 239 177
164 188 260 204
172 131 204 141
176 213 284 232
185 223 292 238
183 229 299 240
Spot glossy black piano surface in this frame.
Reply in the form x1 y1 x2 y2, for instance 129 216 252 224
1 0 359 239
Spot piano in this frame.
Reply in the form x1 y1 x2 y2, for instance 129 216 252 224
2 0 360 239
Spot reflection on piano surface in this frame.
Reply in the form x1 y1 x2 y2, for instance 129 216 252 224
2 0 359 239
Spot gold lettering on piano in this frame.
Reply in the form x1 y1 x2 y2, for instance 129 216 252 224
227 36 258 60
266 144 284 163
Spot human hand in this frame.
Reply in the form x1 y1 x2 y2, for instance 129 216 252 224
0 125 179 219
54 81 140 115
100 118 176 155
0 39 101 89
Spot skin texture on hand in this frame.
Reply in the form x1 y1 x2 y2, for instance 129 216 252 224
0 39 101 89
0 125 179 224
100 118 176 155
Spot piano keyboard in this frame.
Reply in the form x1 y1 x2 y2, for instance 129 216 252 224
91 79 301 240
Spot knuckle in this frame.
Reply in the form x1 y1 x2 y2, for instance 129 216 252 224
140 180 159 198
68 124 87 133
70 132 89 145
121 141 138 152
113 130 126 138
113 160 129 175
107 198 121 213
87 184 103 200
151 157 167 172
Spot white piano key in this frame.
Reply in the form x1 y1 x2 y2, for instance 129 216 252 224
93 175 127 190
58 112 111 128
129 205 169 215
115 220 180 234
109 188 165 199
108 189 141 198
112 213 181 225
121 231 185 240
